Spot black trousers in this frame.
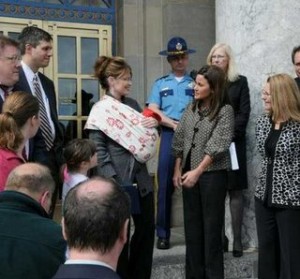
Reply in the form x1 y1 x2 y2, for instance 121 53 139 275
117 192 155 279
255 200 300 279
183 170 227 279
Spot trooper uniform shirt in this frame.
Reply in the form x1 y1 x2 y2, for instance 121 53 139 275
147 73 194 121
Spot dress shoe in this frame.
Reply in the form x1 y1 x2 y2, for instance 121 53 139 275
156 238 170 250
223 235 229 252
232 249 243 257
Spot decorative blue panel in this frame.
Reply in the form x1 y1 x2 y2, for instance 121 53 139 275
0 0 115 25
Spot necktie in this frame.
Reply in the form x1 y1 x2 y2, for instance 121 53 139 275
32 74 54 151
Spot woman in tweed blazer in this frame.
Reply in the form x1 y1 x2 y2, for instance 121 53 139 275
255 73 300 279
172 65 234 279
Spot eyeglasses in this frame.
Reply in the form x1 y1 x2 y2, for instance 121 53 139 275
211 55 226 60
117 77 132 82
262 90 271 97
0 55 21 64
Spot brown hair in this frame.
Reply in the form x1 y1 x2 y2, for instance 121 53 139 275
93 56 132 91
267 73 300 122
0 35 19 55
193 65 230 120
64 138 97 172
0 91 39 150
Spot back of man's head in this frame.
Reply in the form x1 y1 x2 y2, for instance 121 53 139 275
5 163 54 209
63 177 130 254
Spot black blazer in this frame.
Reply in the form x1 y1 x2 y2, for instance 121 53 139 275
295 77 300 89
227 75 251 141
0 96 4 112
227 75 251 189
52 264 121 279
14 67 64 166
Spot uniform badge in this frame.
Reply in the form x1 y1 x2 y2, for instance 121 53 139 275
176 42 182 51
188 81 195 88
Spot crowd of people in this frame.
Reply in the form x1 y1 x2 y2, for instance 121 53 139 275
0 26 300 279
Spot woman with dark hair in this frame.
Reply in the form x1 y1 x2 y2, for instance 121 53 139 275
172 65 234 278
86 56 159 279
0 91 40 189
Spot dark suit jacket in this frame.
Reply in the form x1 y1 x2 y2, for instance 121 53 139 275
0 96 3 112
227 75 251 189
52 264 121 279
295 77 300 89
0 191 66 279
14 67 64 168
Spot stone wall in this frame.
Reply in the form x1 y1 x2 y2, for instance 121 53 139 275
216 0 300 249
117 0 215 104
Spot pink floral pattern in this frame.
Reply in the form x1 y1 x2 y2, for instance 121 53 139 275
85 95 158 163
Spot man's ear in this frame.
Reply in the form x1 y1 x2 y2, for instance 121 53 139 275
39 190 51 213
120 218 129 245
61 217 68 241
25 43 33 54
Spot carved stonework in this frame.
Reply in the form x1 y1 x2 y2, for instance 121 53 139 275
0 1 114 24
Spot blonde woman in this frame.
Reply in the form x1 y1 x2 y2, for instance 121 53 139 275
256 74 300 279
207 43 251 257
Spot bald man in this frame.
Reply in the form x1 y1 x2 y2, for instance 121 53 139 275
53 177 130 279
0 163 66 279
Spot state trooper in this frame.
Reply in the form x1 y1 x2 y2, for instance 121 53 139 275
147 37 196 249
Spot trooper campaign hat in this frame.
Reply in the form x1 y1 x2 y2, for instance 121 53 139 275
159 37 196 56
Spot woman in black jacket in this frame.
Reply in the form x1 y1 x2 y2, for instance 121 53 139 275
207 43 251 257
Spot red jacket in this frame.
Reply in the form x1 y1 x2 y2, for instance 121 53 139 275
0 149 24 191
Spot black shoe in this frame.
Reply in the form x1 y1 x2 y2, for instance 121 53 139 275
156 238 170 250
223 235 229 252
232 249 243 257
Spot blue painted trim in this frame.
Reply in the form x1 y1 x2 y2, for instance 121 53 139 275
0 0 115 25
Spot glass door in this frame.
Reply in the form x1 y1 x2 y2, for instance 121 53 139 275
45 22 112 144
0 17 112 144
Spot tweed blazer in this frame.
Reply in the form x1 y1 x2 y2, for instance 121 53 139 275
255 114 300 208
87 96 153 197
172 103 234 171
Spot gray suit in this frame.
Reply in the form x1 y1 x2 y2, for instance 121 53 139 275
87 95 154 279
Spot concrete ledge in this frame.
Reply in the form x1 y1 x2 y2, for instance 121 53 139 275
151 227 258 279
152 249 258 279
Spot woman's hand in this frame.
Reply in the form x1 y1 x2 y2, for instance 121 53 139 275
141 117 158 128
181 168 202 188
173 167 183 189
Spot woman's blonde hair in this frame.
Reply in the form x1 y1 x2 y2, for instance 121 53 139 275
267 73 300 122
0 91 39 151
206 43 239 82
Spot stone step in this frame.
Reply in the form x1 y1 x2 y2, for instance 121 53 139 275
152 227 258 279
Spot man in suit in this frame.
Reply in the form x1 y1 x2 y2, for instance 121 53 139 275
0 163 66 279
291 45 300 89
0 35 21 111
52 177 130 279
14 26 64 217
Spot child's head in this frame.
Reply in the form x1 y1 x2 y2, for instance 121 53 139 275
64 139 97 172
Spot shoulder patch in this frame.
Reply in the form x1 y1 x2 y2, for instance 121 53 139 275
155 75 169 82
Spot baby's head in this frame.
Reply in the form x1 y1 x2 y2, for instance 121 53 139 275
64 139 97 172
